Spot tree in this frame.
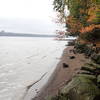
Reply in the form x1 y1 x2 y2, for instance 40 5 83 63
53 0 100 41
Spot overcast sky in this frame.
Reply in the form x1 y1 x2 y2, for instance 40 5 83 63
0 0 59 34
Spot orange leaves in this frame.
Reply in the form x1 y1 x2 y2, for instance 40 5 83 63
87 6 99 23
67 5 100 35
87 8 96 22
87 14 96 22
53 0 100 38
80 24 100 33
79 9 85 14
66 16 83 34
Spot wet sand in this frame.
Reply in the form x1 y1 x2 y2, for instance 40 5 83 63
32 46 88 100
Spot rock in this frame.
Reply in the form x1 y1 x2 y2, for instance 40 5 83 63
67 41 75 46
81 66 95 74
91 54 100 64
80 71 94 75
85 62 100 70
48 74 99 100
60 75 100 100
47 61 100 100
63 63 69 68
96 75 100 90
49 94 69 100
76 74 96 81
69 56 75 59
97 75 100 83
80 62 100 76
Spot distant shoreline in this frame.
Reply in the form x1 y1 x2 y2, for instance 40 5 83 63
0 32 56 38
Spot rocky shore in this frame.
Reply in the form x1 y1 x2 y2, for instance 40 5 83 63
33 45 89 100
31 40 100 100
49 0 100 99
46 42 100 100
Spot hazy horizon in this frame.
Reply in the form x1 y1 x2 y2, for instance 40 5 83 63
0 18 59 34
0 0 60 34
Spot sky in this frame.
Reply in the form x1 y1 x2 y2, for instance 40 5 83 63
0 0 60 34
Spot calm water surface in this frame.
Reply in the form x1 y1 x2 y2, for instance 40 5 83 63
0 37 67 100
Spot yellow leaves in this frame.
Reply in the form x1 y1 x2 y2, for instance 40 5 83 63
90 0 97 3
87 5 100 23
88 7 96 15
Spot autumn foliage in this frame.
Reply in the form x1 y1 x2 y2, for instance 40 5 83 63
53 0 100 42
80 24 100 33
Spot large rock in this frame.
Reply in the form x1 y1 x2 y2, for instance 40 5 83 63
86 62 100 70
81 66 95 74
48 74 100 100
80 63 100 75
47 61 100 100
60 75 100 100
63 63 69 68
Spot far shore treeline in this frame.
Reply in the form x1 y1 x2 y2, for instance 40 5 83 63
0 32 56 38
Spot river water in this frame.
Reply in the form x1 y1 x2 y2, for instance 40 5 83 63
0 37 67 100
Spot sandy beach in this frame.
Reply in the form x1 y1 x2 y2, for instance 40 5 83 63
32 46 88 100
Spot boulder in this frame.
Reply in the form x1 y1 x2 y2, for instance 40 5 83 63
69 56 75 59
81 66 95 74
63 63 69 68
47 62 100 100
60 75 100 100
48 74 100 100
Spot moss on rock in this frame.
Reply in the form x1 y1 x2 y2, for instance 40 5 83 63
48 74 100 100
47 67 100 100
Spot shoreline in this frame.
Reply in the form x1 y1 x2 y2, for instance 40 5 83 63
23 43 66 100
32 46 88 100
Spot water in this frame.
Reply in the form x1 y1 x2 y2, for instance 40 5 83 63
0 36 67 100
